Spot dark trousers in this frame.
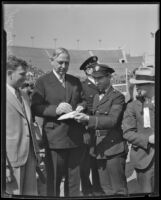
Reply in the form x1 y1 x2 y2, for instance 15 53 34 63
135 159 154 193
45 147 82 197
97 155 128 195
80 144 103 194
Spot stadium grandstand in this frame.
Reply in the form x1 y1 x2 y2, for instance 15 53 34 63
7 45 145 94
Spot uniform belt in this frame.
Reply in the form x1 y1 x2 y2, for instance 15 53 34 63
95 130 109 137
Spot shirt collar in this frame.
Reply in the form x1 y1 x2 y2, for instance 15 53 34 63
87 76 96 85
7 83 16 96
53 69 65 81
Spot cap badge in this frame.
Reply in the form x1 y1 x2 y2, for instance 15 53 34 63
95 65 100 71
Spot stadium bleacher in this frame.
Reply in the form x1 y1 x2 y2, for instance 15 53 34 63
7 46 144 79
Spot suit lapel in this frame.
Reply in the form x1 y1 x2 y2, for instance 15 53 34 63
7 88 25 117
65 74 73 103
93 94 100 111
47 72 73 103
86 79 97 91
21 93 31 122
98 86 113 106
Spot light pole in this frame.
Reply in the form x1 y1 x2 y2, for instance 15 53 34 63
12 34 16 46
76 39 80 49
98 39 102 49
53 38 57 49
30 36 35 47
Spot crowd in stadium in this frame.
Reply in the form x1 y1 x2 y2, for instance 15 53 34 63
6 48 155 197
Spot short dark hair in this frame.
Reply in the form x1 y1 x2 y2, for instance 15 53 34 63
7 55 29 71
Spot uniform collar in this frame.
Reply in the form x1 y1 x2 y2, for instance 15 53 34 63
87 76 96 85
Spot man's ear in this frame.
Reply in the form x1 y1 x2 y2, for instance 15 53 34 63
7 70 13 76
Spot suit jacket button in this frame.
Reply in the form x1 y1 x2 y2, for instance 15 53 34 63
111 139 114 143
105 112 108 114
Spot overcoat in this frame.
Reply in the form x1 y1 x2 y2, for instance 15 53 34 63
6 88 38 168
122 99 155 169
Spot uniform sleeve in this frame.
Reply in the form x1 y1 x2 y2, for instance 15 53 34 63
122 102 149 150
88 93 125 129
31 78 57 118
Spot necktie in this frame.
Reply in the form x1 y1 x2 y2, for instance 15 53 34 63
15 88 23 104
15 88 27 116
59 76 65 87
99 91 105 101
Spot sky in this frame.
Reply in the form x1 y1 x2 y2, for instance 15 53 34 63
4 3 159 56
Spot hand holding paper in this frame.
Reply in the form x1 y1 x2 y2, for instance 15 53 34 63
56 102 73 115
74 112 89 123
75 105 84 113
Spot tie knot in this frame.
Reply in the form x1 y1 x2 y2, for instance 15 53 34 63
99 90 105 95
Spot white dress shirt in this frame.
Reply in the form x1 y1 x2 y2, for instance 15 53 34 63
53 70 65 87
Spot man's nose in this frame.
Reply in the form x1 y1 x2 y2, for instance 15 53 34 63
62 62 67 68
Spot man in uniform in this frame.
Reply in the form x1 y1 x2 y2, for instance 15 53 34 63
74 64 128 195
122 67 155 193
79 56 103 196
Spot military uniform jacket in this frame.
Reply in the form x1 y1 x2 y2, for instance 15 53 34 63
122 99 155 170
81 78 98 115
31 71 86 149
87 86 127 159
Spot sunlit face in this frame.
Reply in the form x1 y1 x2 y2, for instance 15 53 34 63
51 53 70 76
136 83 154 98
85 67 94 76
8 66 27 88
94 75 111 92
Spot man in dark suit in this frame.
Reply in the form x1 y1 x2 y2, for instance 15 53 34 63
79 56 103 196
74 64 128 195
31 47 86 197
122 67 155 193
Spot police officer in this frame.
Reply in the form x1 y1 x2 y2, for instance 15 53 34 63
79 56 103 196
74 63 128 196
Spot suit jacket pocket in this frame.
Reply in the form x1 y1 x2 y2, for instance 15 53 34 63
6 139 18 162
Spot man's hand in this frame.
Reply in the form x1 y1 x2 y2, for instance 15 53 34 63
6 167 13 183
56 102 73 115
75 105 84 113
149 134 155 144
74 113 89 123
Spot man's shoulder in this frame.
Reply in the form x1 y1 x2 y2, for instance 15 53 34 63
126 99 142 110
35 72 53 84
66 73 81 82
111 87 125 99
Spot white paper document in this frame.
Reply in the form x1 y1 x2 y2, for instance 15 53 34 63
58 111 78 120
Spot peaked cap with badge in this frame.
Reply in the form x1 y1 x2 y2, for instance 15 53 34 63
92 63 115 78
80 56 98 70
